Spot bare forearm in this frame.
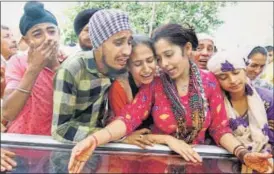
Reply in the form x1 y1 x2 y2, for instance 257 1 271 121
149 134 172 145
2 67 40 121
219 133 242 153
87 120 127 146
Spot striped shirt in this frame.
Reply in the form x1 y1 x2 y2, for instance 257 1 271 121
52 51 111 143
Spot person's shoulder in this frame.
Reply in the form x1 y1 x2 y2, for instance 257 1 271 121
255 87 273 102
58 50 94 75
255 78 272 86
199 69 218 85
137 76 161 92
200 69 215 79
151 76 162 86
110 80 124 91
73 50 93 59
7 54 28 68
10 53 27 62
60 51 87 68
255 87 273 111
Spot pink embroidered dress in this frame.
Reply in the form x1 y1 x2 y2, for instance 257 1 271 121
115 70 232 145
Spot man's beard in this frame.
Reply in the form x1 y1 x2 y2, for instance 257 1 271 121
102 55 127 78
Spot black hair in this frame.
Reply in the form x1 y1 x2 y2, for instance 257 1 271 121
265 45 273 52
151 23 198 51
131 34 156 56
247 46 267 59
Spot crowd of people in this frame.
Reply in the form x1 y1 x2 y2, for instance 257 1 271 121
1 1 273 173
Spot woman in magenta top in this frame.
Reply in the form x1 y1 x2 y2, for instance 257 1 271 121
117 72 230 144
68 24 273 173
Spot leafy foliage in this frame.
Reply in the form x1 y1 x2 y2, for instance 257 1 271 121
62 1 235 44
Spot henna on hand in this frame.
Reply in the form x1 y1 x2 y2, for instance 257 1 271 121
243 152 273 173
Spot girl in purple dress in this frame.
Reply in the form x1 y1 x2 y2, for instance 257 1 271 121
207 50 273 173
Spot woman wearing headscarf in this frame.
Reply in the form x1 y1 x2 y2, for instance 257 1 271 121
245 46 273 90
207 50 273 173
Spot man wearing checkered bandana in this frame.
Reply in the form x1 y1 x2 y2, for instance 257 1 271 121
52 9 133 143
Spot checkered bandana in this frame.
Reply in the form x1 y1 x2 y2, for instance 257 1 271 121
89 9 131 49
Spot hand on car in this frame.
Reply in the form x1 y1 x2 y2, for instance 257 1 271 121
122 128 154 149
243 152 273 173
1 148 16 172
167 136 202 163
68 136 97 174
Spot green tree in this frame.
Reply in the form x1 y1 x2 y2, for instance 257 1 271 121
63 1 235 44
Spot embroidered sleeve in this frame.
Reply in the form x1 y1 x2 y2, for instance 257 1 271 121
207 73 232 145
113 81 155 135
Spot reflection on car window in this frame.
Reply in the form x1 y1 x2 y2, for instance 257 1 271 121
4 146 241 173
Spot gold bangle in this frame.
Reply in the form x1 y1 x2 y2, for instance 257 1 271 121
16 87 31 94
